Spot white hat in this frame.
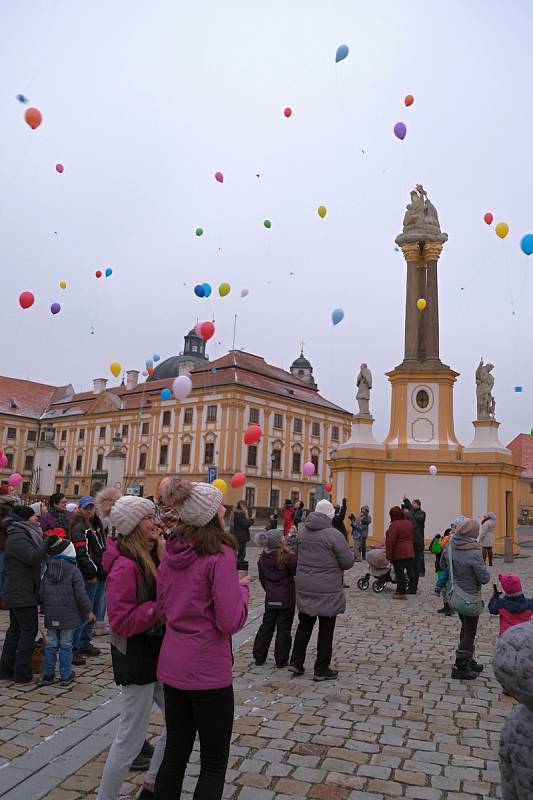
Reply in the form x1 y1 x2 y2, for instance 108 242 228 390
315 499 335 519
161 478 223 527
66 503 78 513
95 487 154 537
30 502 43 517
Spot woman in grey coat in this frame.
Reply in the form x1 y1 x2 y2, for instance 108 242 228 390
288 499 355 681
493 622 533 800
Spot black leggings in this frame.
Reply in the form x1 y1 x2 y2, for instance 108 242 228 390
154 684 234 800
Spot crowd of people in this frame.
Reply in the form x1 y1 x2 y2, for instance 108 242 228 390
0 482 532 799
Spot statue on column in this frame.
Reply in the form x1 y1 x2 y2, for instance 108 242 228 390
475 359 496 420
401 184 443 237
356 364 372 417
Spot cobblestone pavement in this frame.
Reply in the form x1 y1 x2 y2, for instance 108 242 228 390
1 547 531 800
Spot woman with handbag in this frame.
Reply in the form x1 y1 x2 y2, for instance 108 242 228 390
439 519 490 680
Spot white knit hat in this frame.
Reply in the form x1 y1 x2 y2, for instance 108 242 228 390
315 499 335 519
95 487 155 537
161 478 223 527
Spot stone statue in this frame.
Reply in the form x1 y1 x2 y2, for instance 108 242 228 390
399 184 445 240
475 359 496 420
356 363 372 417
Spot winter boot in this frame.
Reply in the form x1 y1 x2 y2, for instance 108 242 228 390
451 656 478 680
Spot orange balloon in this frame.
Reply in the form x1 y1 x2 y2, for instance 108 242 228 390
24 107 42 130
404 94 414 107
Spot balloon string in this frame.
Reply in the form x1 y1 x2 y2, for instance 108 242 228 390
503 247 516 315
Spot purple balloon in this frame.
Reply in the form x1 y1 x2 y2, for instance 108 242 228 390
394 122 407 140
50 302 61 315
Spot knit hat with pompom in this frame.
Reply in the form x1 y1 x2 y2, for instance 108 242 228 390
160 477 223 528
95 487 155 537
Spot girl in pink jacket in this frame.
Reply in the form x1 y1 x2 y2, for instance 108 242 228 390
155 478 249 800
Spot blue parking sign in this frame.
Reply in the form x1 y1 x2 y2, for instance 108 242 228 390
207 466 218 483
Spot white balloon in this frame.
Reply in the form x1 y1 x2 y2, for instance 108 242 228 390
172 375 192 401
241 288 249 298
429 465 438 476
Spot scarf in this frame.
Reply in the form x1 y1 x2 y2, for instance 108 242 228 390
51 507 70 531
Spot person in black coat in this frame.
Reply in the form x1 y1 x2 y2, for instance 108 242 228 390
403 497 426 591
332 498 348 539
231 500 255 563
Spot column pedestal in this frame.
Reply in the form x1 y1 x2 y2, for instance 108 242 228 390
463 420 510 456
339 416 385 451
34 444 60 496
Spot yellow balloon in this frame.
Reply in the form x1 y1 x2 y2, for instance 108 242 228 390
495 221 509 239
416 298 427 310
212 478 228 494
59 280 67 289
318 205 327 218
218 282 231 297
109 361 121 378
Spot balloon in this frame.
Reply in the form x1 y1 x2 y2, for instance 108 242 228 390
484 212 493 225
303 461 316 477
231 472 246 489
416 298 427 310
244 424 262 445
521 234 533 255
16 94 28 104
199 321 215 340
161 388 171 400
429 465 438 476
335 44 349 63
0 454 7 468
194 284 206 298
215 171 224 183
404 94 414 107
105 267 113 277
142 370 148 377
495 222 509 239
109 361 121 378
241 288 249 298
55 163 64 174
172 374 193 401
218 282 231 297
195 323 202 337
19 291 35 309
325 482 332 493
283 107 292 118
211 367 217 374
212 478 228 494
24 107 42 129
393 122 407 140
195 227 204 236
318 205 327 218
263 219 271 228
331 308 344 325
202 282 212 298
514 386 523 393
50 302 61 315
153 354 160 362
8 473 22 488
59 280 67 289
146 359 153 368
95 270 102 278
147 367 154 375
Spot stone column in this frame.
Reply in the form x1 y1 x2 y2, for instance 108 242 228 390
398 241 444 368
34 423 60 496
103 433 126 491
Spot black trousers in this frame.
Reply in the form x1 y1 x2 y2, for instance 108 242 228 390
290 612 336 674
0 606 38 682
154 684 234 800
253 606 294 666
237 540 247 563
457 613 479 662
360 538 367 560
392 558 416 595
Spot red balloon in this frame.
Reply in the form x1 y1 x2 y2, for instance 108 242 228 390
484 212 493 225
199 320 215 340
19 291 35 309
404 94 414 107
283 107 292 118
325 483 332 493
244 424 262 445
95 270 102 278
147 366 154 375
24 107 42 129
231 472 246 489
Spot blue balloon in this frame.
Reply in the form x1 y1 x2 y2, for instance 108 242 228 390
105 267 113 277
161 388 171 401
194 284 205 297
211 367 217 373
146 359 153 368
202 282 212 298
335 44 349 63
153 354 160 362
520 234 533 255
331 308 344 325
514 386 523 393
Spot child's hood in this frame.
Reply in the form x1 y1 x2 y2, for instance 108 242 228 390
45 559 71 584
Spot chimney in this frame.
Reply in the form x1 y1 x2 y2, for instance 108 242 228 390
126 370 139 390
93 378 107 395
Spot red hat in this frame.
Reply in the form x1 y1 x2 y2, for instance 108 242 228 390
499 574 522 595
45 527 67 539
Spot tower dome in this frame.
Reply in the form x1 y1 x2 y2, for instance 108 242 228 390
290 348 316 386
148 326 209 381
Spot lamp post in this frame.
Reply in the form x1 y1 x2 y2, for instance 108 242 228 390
269 452 276 511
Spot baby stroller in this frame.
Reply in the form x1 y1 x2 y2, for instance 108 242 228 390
357 547 396 593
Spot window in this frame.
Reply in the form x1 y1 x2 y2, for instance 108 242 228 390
159 444 168 466
21 481 30 495
55 483 61 494
122 424 129 437
270 489 280 509
192 344 198 353
416 389 430 410
273 413 283 429
58 455 64 472
6 453 13 469
181 442 191 465
207 405 217 423
247 445 257 467
311 454 319 473
292 451 301 473
27 430 37 442
75 454 83 471
245 487 256 509
24 455 34 472
331 425 339 441
293 418 303 434
99 426 106 439
40 430 46 442
272 449 281 470
162 410 171 427
309 492 316 511
61 430 67 441
96 453 104 471
249 408 260 424
73 484 80 496
78 429 85 441
184 408 193 425
7 428 16 440
142 422 150 435
312 422 320 437
138 451 147 471
291 490 300 505
204 442 214 465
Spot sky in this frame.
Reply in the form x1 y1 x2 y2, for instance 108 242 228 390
1 0 531 446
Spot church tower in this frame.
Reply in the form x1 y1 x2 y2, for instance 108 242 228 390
290 348 317 388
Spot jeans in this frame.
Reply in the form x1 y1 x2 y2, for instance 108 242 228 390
94 581 107 623
154 684 234 800
393 558 417 595
73 580 99 652
0 606 38 682
456 613 479 662
290 613 336 674
482 546 494 567
253 606 295 666
237 541 247 563
44 628 75 679
97 682 166 800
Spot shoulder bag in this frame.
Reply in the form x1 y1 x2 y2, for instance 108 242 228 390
447 545 483 617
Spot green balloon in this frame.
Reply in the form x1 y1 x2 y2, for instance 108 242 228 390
195 227 204 236
263 219 271 229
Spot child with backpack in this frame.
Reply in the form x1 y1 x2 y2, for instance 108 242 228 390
488 574 533 637
253 530 297 668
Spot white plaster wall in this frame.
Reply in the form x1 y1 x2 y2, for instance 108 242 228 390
335 471 345 504
360 471 374 537
384 473 461 540
406 382 439 447
472 476 489 523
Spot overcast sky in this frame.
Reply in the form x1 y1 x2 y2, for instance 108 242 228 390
1 0 531 446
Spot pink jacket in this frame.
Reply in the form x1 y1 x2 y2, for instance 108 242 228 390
103 539 161 637
156 538 249 690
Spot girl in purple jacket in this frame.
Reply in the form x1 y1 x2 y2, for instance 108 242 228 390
155 478 249 800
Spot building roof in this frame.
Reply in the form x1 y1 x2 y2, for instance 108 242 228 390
291 354 312 369
0 376 72 420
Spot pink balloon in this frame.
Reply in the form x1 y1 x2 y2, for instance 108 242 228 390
56 163 64 173
215 171 223 183
0 454 8 468
303 461 316 477
8 472 22 487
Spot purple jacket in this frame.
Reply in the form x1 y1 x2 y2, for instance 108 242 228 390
258 550 296 610
157 538 249 690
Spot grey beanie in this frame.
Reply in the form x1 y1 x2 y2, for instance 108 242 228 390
255 529 283 549
160 477 223 527
96 487 155 537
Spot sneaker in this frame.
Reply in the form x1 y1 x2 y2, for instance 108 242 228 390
254 659 266 666
287 663 305 676
79 644 100 657
130 754 151 771
140 739 154 758
59 672 75 687
72 653 86 666
276 661 289 669
313 669 339 682
451 665 478 680
470 660 484 673
39 674 55 686
14 676 33 685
